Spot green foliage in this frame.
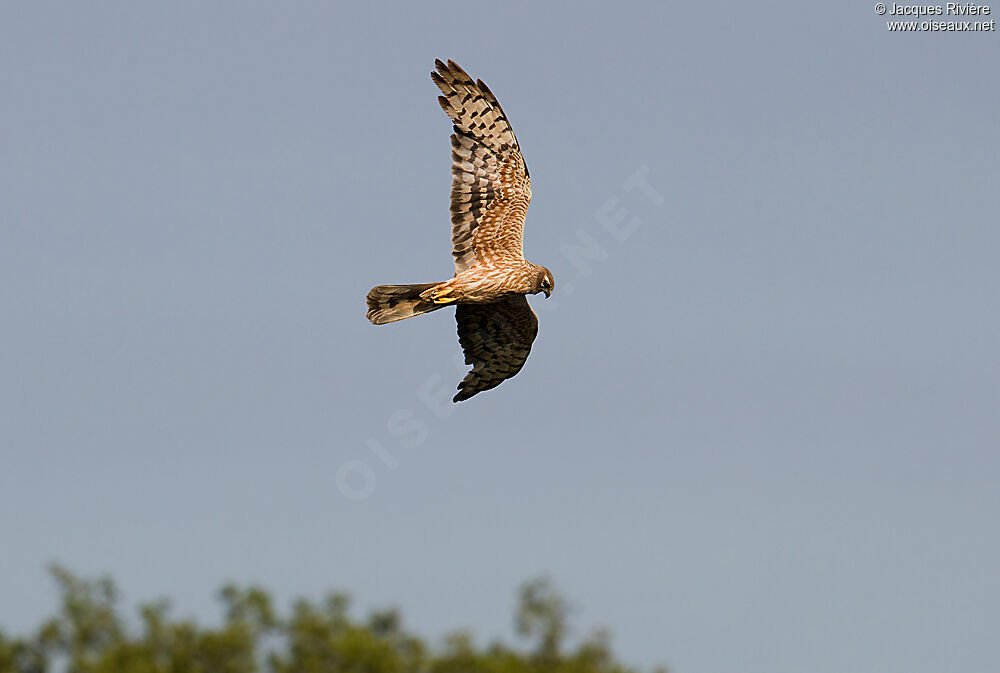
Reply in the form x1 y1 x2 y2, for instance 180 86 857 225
515 576 568 662
0 566 666 673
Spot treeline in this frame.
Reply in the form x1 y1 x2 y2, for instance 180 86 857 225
0 566 666 673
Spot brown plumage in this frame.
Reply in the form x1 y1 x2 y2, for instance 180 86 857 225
366 59 554 402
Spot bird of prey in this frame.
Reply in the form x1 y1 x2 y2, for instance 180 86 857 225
366 59 554 403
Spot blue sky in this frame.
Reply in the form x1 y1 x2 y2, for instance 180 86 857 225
2 3 998 672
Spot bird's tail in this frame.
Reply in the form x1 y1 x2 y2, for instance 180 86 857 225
366 282 447 325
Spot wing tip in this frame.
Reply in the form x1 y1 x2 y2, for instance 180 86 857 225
453 387 475 403
447 59 466 76
475 78 494 98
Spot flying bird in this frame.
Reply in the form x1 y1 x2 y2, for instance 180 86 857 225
366 59 554 402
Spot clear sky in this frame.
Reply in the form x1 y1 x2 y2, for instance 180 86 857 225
2 3 998 672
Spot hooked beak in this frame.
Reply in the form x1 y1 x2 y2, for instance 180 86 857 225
544 289 551 299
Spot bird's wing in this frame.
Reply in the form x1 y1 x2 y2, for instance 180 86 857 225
432 59 532 274
454 295 538 402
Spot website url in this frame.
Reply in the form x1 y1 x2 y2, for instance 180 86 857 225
887 18 997 28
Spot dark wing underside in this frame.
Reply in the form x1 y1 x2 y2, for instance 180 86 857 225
431 59 531 273
454 295 539 402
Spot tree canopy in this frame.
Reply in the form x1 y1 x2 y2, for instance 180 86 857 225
0 567 667 673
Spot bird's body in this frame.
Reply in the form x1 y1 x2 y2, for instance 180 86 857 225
424 260 548 304
366 59 553 402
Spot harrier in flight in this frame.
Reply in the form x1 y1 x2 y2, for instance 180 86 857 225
366 59 554 402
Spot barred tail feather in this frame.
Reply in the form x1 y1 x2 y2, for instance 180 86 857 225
366 283 445 325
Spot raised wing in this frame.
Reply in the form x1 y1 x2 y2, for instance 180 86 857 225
432 59 532 274
453 295 539 402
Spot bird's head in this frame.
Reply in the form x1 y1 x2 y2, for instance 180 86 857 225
532 266 555 298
